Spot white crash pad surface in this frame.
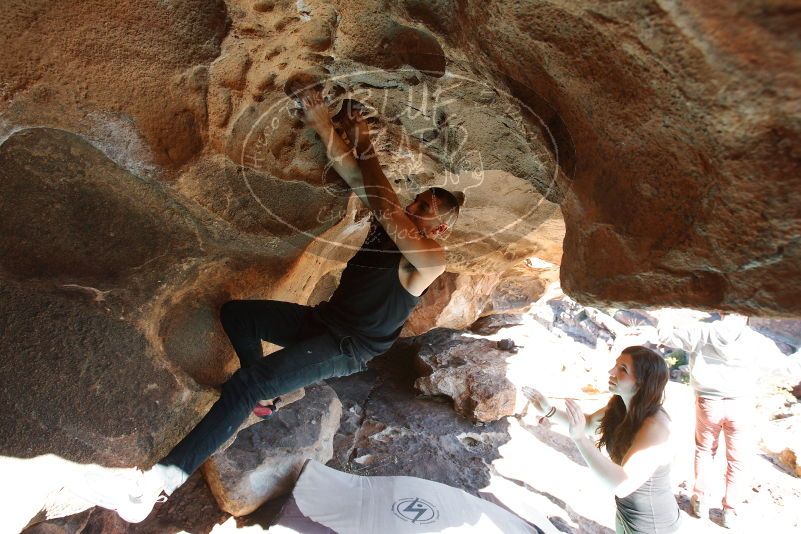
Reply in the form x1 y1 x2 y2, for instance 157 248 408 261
290 460 541 533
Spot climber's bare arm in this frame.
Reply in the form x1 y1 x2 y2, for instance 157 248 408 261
354 135 445 277
304 95 443 277
301 93 370 207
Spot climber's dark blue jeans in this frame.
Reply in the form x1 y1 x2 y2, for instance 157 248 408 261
160 300 366 475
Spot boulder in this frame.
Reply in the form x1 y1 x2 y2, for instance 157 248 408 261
201 383 342 516
412 330 517 422
0 0 228 170
470 314 526 336
779 448 801 478
0 128 220 527
483 262 559 316
761 415 801 478
326 345 511 496
529 295 621 350
404 257 561 337
402 272 500 336
460 1 801 314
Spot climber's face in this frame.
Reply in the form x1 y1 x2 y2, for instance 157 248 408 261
404 189 448 239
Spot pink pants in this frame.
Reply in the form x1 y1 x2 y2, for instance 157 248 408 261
693 395 753 510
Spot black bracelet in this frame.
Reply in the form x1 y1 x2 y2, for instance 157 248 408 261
545 406 556 418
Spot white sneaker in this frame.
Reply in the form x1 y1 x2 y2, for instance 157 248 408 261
116 471 167 524
148 463 188 496
70 466 167 523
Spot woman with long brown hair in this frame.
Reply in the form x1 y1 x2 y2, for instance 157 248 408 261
524 346 681 533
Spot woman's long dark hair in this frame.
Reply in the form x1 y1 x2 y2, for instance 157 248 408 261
597 346 669 464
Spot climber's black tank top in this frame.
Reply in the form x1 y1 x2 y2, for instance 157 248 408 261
314 219 421 359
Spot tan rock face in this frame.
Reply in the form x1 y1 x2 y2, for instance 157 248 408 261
404 210 564 335
402 271 500 336
0 0 228 170
402 260 559 336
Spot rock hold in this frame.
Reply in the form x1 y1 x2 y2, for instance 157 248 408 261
201 383 342 517
413 330 517 422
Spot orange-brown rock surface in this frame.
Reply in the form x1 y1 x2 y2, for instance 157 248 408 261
2 0 800 530
457 0 801 313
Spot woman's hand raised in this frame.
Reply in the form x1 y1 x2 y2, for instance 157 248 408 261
522 386 551 416
565 399 588 441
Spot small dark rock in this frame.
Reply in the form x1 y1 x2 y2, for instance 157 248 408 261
496 338 517 352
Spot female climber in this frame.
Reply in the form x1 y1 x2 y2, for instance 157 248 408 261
524 346 681 534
